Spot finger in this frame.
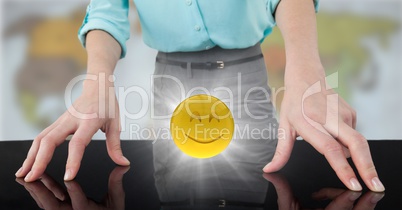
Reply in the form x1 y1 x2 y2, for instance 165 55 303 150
342 146 351 158
16 121 60 178
319 104 354 158
325 190 361 210
105 119 130 166
25 124 75 182
311 188 346 200
65 181 89 210
338 99 354 129
336 123 384 192
107 166 130 209
339 97 357 129
16 140 41 178
296 120 362 191
64 124 97 181
263 119 295 173
354 192 384 210
40 174 66 201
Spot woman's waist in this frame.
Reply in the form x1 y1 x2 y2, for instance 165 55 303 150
156 43 262 63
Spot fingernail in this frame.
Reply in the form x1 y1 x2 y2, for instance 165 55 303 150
349 178 363 191
122 156 130 165
15 167 23 177
348 192 361 201
64 169 72 181
371 177 385 192
370 193 385 204
24 171 33 182
262 163 271 172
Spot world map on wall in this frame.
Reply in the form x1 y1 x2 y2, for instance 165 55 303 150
5 11 87 129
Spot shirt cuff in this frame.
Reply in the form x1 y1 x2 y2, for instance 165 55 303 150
313 0 320 12
268 0 320 25
78 19 128 59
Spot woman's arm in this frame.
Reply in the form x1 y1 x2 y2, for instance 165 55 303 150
16 30 130 182
85 30 121 77
263 0 384 192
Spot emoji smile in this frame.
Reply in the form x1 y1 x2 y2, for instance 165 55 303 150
185 134 223 144
170 94 234 158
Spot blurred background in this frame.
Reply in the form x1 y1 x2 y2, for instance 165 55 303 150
1 0 401 140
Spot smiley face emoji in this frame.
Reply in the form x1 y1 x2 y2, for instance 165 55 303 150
170 94 234 158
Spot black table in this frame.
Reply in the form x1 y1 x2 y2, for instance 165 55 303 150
0 140 401 209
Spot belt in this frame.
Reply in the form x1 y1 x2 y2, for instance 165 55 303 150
156 54 263 70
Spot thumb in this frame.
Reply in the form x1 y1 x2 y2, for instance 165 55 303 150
263 118 295 173
105 119 130 166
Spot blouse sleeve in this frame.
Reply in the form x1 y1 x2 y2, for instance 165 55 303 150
78 0 130 58
266 0 320 27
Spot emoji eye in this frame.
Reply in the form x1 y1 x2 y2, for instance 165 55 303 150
209 114 220 122
190 111 202 122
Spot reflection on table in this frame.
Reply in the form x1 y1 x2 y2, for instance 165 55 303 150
15 139 384 209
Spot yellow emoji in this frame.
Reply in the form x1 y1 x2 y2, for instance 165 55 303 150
170 94 234 158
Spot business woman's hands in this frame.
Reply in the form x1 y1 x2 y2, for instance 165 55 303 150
15 30 129 182
263 71 383 192
263 0 385 192
15 81 130 182
263 0 384 192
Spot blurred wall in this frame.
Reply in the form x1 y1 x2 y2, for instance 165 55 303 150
0 0 3 138
1 0 401 140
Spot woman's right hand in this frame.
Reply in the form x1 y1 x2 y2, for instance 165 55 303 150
16 29 128 182
15 80 130 182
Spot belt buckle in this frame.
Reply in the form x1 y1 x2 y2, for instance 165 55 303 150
217 61 224 69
